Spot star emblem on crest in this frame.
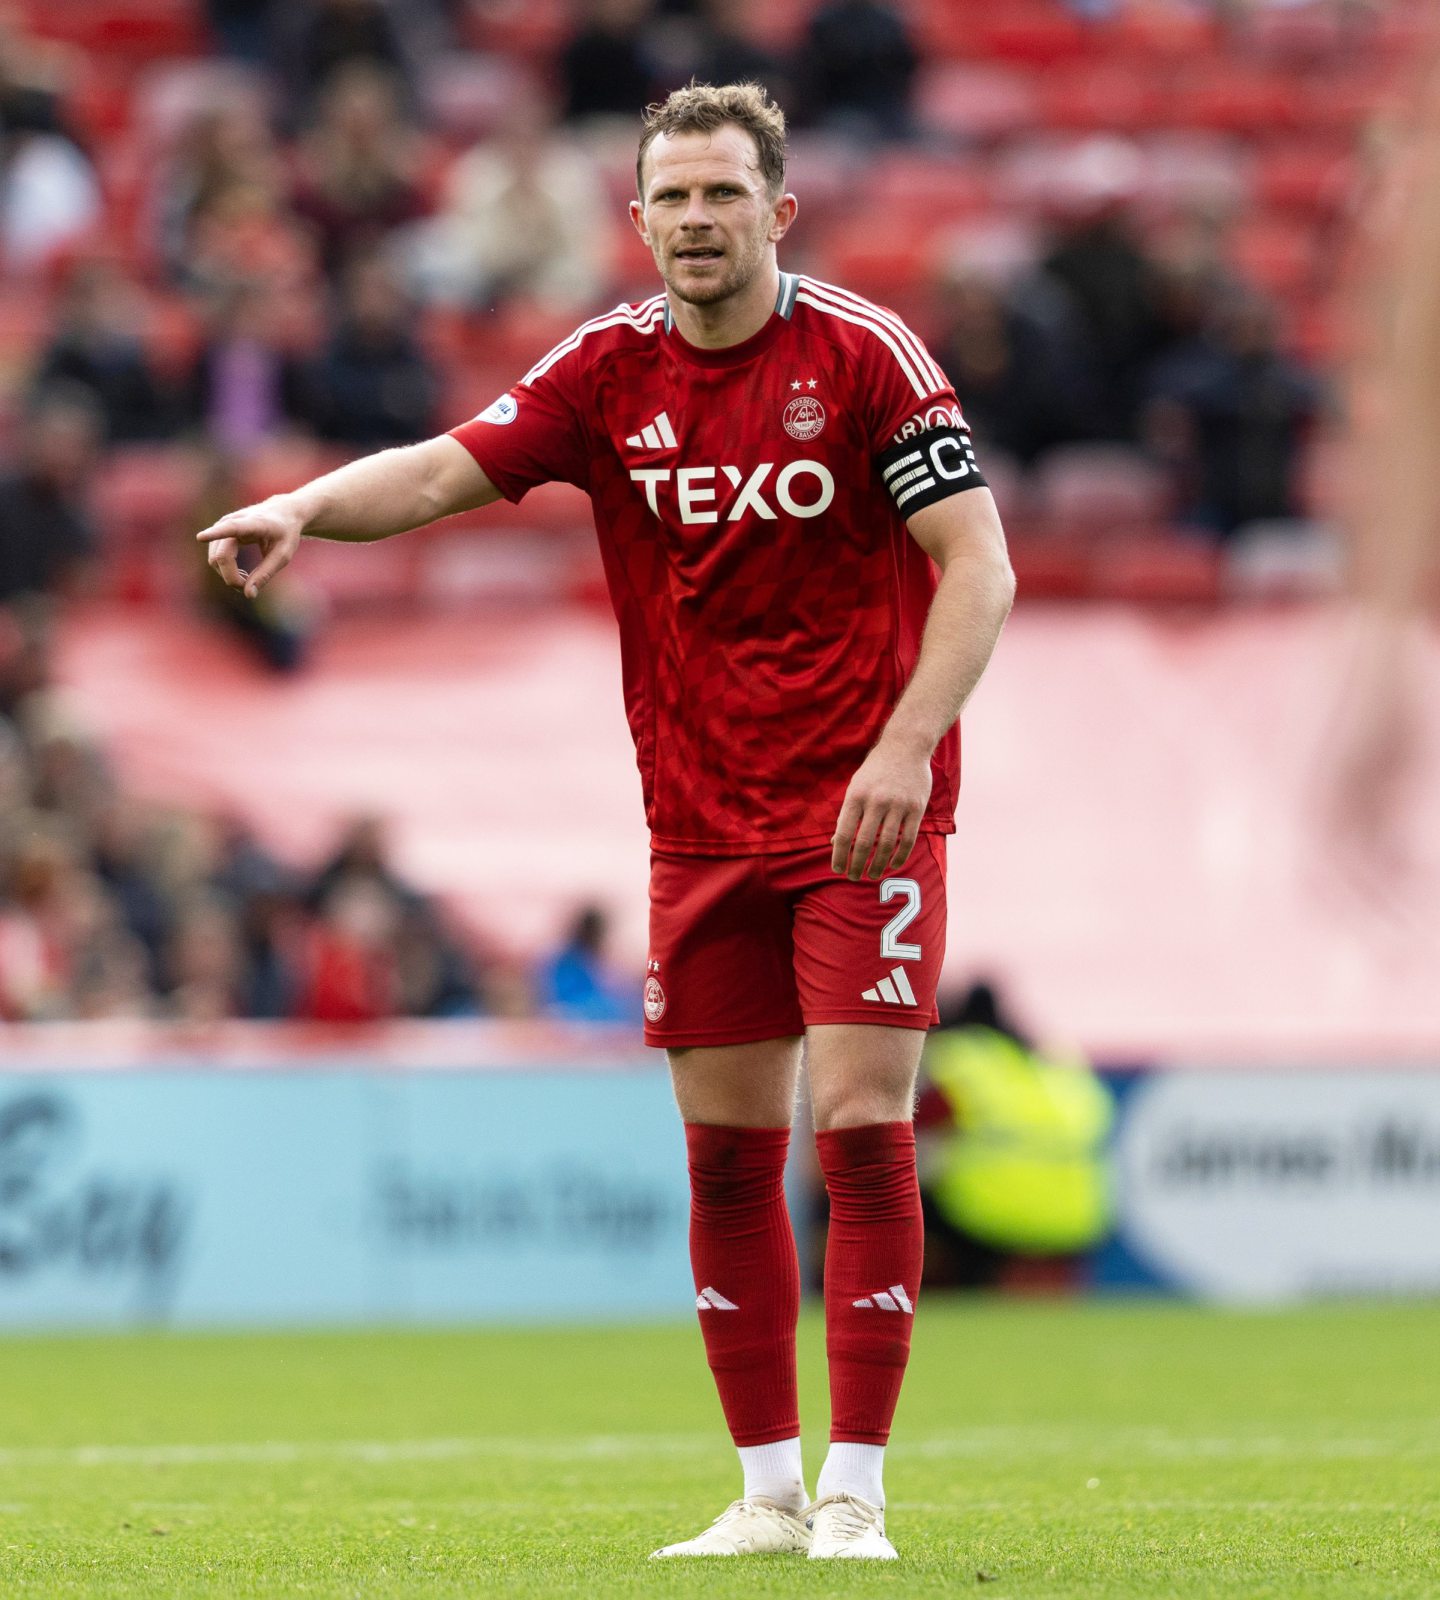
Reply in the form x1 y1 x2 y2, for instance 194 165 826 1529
790 380 802 391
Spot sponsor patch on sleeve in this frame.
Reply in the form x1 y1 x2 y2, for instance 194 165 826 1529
876 426 987 516
476 393 519 425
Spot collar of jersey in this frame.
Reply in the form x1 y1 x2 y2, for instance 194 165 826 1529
661 273 795 368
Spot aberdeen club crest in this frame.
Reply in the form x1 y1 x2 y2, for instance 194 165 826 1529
783 395 826 441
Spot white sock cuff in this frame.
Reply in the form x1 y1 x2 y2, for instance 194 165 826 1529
738 1436 805 1507
816 1440 886 1508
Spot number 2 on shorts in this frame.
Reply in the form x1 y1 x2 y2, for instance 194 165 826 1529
879 878 922 961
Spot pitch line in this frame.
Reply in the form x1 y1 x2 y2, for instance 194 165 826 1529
0 1434 715 1470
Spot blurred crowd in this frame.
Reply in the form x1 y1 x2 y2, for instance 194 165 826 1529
0 604 640 1023
0 0 1405 1020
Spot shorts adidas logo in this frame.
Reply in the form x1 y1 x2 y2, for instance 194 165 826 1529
862 967 917 1005
625 411 677 451
853 1284 913 1313
695 1286 738 1311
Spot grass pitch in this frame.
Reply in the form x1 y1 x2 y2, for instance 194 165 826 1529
0 1299 1436 1597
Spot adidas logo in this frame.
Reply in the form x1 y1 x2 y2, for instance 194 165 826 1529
695 1286 738 1311
862 967 917 1006
625 411 678 451
853 1284 914 1313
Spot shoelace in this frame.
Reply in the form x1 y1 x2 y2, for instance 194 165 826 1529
815 1494 878 1539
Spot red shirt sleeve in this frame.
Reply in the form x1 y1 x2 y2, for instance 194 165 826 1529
857 315 968 459
448 358 592 502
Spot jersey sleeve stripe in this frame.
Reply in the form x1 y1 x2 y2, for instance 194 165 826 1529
800 276 948 392
794 288 933 399
798 277 949 394
521 297 666 387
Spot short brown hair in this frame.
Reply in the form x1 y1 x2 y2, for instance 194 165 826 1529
636 81 787 199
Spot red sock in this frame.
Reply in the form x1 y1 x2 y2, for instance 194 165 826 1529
685 1122 800 1448
815 1120 923 1445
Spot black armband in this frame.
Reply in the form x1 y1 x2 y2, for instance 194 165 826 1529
877 427 987 516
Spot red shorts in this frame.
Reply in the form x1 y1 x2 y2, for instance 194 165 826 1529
644 835 948 1048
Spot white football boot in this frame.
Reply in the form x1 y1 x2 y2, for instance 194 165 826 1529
649 1496 812 1558
805 1491 899 1559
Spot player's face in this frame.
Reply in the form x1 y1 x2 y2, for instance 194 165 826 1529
632 126 793 307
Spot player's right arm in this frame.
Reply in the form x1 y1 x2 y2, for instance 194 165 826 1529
198 435 501 600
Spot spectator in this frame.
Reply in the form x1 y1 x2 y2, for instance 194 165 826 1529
184 279 308 456
290 62 429 280
207 0 277 64
184 175 318 298
536 904 638 1023
1144 290 1324 539
400 96 610 313
802 0 917 142
296 874 399 1021
275 0 415 128
559 0 663 124
934 265 1098 467
164 892 247 1021
32 260 178 443
296 253 438 446
0 388 103 606
152 99 286 283
1039 184 1166 442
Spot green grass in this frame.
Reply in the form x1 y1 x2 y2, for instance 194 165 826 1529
1 1299 1437 1597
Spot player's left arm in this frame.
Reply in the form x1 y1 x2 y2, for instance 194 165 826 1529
831 487 1015 881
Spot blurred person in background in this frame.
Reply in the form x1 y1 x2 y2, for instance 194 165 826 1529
559 0 667 125
151 98 287 284
295 252 439 447
1143 289 1324 541
33 258 178 444
0 8 99 272
290 62 429 282
183 173 318 298
1038 159 1165 443
537 903 639 1023
206 0 277 65
0 388 102 607
400 93 611 314
934 263 1097 468
184 279 309 457
914 981 1113 1292
801 0 917 143
163 891 247 1021
274 0 416 129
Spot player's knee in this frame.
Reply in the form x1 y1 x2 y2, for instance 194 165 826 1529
810 1083 915 1132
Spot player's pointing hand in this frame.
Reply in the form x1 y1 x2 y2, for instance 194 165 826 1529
196 498 305 600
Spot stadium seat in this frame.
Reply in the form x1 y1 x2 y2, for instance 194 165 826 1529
916 64 1042 145
459 0 568 60
969 4 1089 66
1040 67 1166 135
1253 143 1354 219
1227 216 1319 301
1223 519 1343 602
1170 67 1301 135
1033 445 1173 537
422 54 528 145
1088 533 1222 606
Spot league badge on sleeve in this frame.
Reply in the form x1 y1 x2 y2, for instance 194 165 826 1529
477 394 519 426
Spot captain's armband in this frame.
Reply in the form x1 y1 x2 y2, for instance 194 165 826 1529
877 427 987 516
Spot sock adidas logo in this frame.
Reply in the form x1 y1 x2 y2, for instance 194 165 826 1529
696 1286 738 1311
861 967 917 1006
852 1284 913 1313
625 411 677 451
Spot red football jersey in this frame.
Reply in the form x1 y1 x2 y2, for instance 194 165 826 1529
449 272 977 856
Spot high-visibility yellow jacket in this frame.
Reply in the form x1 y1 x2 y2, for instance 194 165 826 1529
923 1027 1115 1254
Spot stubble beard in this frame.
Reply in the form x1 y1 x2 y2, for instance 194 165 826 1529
663 229 768 308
